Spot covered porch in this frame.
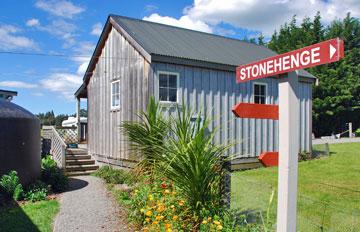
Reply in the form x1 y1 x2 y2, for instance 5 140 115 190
74 83 88 144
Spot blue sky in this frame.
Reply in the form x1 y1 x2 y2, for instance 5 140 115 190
0 0 358 115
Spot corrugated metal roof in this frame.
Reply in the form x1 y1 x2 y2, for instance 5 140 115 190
111 15 315 79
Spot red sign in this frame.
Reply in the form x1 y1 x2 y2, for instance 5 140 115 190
236 38 344 83
232 103 279 120
258 152 279 167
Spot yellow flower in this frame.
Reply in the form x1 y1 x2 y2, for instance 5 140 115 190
140 208 145 213
145 218 150 223
135 189 139 194
166 229 172 232
202 220 208 224
148 195 154 201
145 211 152 217
157 205 165 213
213 220 220 225
178 200 185 206
208 217 212 221
170 205 175 209
172 191 176 195
164 189 170 194
153 221 159 225
155 215 163 221
172 215 178 221
217 225 223 230
165 223 171 229
143 227 149 232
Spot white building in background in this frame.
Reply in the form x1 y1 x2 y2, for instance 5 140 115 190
61 116 87 127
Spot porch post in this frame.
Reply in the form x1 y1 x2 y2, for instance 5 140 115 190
76 97 81 143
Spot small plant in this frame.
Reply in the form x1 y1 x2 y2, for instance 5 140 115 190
41 155 68 192
0 171 24 200
24 181 48 202
355 128 360 137
93 166 135 185
41 155 57 169
298 151 311 161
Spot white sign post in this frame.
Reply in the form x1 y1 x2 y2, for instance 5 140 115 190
277 71 300 232
234 38 344 232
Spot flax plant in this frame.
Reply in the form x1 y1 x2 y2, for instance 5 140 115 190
120 97 168 173
160 104 232 215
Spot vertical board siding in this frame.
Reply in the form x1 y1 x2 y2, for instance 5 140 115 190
87 26 149 161
152 62 312 158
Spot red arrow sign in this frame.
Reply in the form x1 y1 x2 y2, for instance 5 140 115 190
232 103 279 120
236 38 344 83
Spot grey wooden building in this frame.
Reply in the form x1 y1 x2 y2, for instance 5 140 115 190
75 15 315 168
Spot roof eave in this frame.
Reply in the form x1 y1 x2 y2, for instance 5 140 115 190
152 54 317 82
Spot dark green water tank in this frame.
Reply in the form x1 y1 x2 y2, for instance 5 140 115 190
0 99 40 185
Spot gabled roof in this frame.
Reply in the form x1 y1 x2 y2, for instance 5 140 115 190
75 15 315 98
111 15 315 79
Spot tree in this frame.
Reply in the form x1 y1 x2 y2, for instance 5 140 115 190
267 12 360 136
55 114 69 127
258 33 265 45
37 111 56 126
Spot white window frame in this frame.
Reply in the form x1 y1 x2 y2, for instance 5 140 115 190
157 71 180 105
253 82 267 104
111 80 120 110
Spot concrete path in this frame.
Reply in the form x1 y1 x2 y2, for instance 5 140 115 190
54 175 131 232
313 137 360 145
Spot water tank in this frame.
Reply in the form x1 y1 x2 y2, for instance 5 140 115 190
0 99 40 185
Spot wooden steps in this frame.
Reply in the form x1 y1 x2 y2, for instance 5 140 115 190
65 148 98 176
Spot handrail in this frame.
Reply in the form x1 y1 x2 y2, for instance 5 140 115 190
49 126 67 169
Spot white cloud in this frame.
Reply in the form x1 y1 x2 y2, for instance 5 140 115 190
144 4 159 12
184 0 360 36
71 41 94 64
40 73 82 100
29 19 77 48
0 81 37 89
32 92 44 96
91 23 102 36
26 18 40 27
0 25 38 50
143 13 213 33
76 62 89 76
35 0 84 19
143 0 360 37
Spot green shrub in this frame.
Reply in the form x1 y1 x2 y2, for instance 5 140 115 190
41 155 68 192
0 171 24 200
24 181 48 202
159 104 230 215
93 166 135 185
41 155 57 169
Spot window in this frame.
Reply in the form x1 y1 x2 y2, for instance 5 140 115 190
158 71 179 103
253 83 267 104
111 80 120 109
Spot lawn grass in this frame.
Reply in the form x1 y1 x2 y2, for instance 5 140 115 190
232 142 360 231
0 200 59 232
